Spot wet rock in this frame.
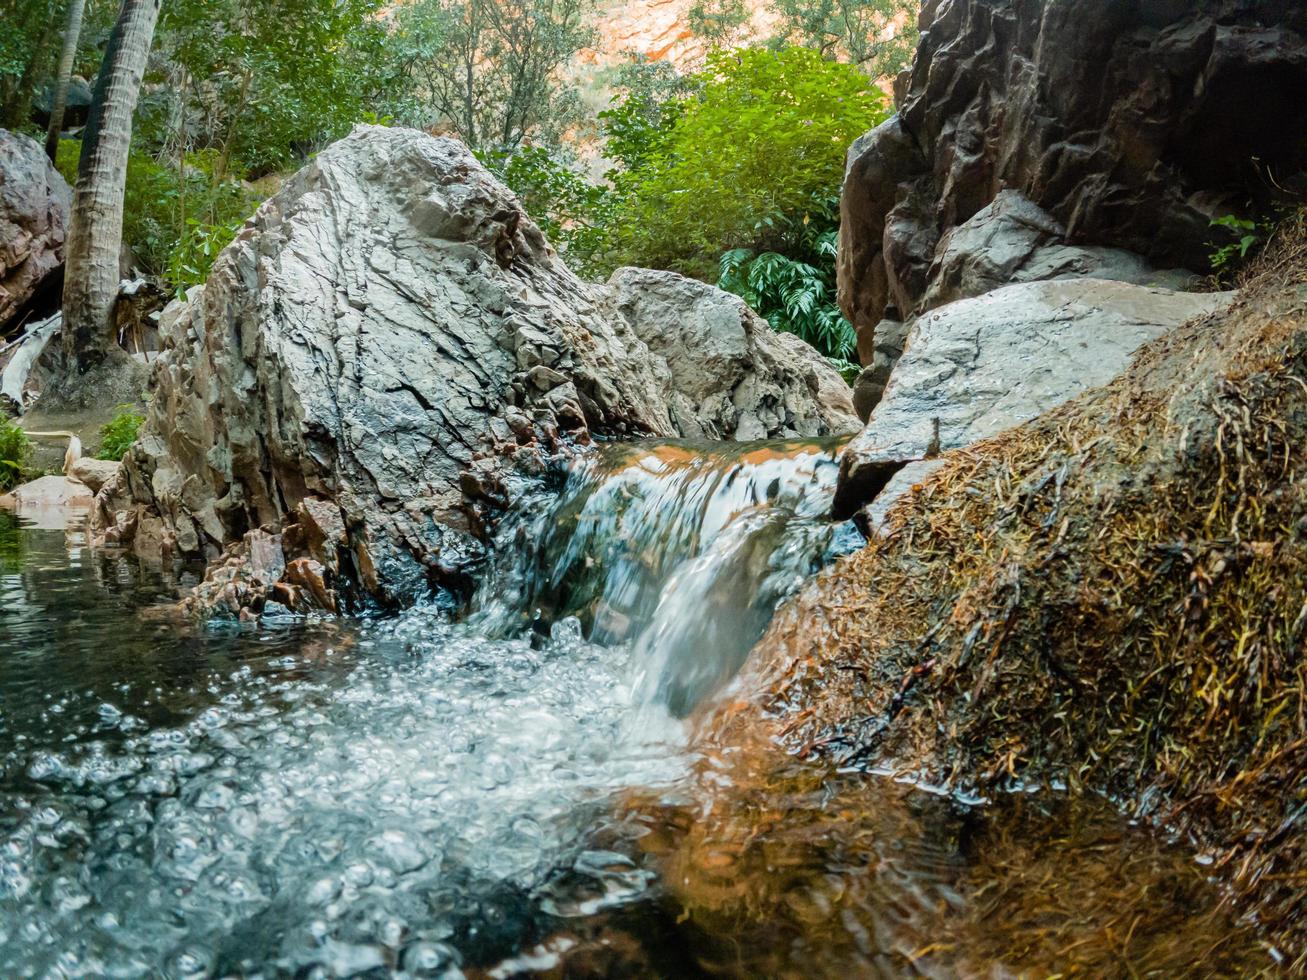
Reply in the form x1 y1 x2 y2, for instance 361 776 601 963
68 456 120 494
0 130 70 330
837 0 1307 338
833 280 1233 519
246 529 286 586
96 126 856 612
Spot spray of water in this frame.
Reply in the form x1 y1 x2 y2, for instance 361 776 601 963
475 438 857 715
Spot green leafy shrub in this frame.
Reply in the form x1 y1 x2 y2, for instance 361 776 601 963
719 230 858 367
95 408 144 462
1209 214 1266 274
0 418 32 492
55 139 259 290
605 47 888 277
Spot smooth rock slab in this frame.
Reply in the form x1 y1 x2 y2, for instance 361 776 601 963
833 279 1233 519
0 475 94 530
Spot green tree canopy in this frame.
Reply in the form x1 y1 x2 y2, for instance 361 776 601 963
609 46 888 276
387 0 596 151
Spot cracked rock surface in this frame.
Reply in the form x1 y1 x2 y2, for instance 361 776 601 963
94 125 856 613
833 280 1232 519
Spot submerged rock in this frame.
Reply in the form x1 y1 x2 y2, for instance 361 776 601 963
0 130 70 331
96 125 855 613
837 0 1307 346
833 279 1231 519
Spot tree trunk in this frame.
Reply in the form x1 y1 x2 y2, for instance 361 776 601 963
60 0 161 370
44 0 88 162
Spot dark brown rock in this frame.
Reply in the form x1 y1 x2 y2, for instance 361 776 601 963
837 0 1307 338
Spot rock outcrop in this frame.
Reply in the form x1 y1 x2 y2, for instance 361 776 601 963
96 125 856 614
833 279 1231 519
69 456 120 495
0 130 70 330
838 0 1307 353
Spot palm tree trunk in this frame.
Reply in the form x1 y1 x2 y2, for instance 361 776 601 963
44 0 87 163
61 0 160 370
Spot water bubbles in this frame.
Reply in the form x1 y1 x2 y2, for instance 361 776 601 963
0 441 860 976
96 702 123 726
549 615 584 645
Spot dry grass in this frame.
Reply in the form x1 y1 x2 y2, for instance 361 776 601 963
702 211 1307 958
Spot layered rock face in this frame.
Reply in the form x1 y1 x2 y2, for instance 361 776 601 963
838 0 1307 354
0 130 70 330
98 126 855 613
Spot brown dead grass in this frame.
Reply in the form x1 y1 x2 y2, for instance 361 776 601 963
700 210 1307 960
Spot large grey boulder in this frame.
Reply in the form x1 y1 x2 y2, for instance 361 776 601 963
836 0 1307 346
920 191 1197 313
832 279 1232 519
603 267 856 441
97 125 855 613
0 130 70 329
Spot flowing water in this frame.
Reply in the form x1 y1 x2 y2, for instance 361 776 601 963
0 440 1278 977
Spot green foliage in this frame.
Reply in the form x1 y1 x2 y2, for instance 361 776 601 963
686 0 753 48
596 75 686 174
387 0 597 152
1209 214 1266 274
719 230 857 364
478 144 615 273
94 406 143 461
685 0 919 78
481 47 881 363
56 139 258 288
605 47 888 277
769 0 918 76
150 0 393 177
0 418 32 492
0 0 58 127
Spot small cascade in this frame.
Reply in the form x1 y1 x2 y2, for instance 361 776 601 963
474 438 859 715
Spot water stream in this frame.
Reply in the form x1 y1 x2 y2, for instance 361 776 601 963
0 440 1275 976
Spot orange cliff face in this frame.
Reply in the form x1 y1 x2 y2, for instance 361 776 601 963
577 0 775 72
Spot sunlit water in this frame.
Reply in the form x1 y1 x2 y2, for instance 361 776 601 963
0 441 1279 976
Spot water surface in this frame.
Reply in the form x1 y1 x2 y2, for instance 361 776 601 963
0 443 1279 977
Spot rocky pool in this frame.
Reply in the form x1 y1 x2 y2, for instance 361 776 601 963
0 442 1277 976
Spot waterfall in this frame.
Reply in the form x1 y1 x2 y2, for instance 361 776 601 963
474 437 858 715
